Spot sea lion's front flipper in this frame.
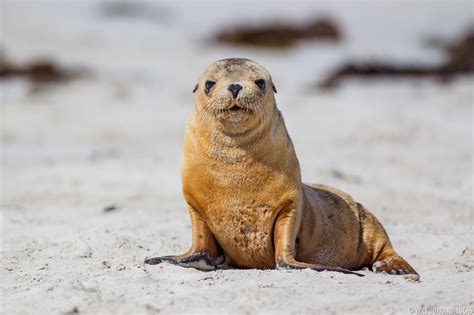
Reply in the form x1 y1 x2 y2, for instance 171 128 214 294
273 207 364 277
145 206 223 271
144 252 224 271
275 257 364 276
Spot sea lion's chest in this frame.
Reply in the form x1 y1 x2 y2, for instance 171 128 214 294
184 156 280 225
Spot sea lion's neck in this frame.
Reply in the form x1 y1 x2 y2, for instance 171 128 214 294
191 105 283 163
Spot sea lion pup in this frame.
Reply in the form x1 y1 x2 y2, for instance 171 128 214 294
145 58 419 280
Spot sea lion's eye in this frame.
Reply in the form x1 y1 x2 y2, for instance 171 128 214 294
204 80 216 94
255 79 266 92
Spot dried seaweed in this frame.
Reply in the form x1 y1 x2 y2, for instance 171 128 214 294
215 17 341 49
0 54 86 92
318 29 474 90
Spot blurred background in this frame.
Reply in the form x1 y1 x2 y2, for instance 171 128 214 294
1 0 472 203
1 1 473 314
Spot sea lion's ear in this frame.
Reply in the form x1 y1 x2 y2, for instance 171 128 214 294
272 83 277 93
192 84 198 93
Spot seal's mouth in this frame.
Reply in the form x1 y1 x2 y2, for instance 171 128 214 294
224 103 254 113
211 100 256 120
228 105 243 112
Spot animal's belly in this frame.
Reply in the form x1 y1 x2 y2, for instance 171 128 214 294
205 206 276 269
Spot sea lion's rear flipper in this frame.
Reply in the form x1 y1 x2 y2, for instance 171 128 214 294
372 252 420 281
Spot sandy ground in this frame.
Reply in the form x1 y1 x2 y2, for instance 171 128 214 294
1 1 473 314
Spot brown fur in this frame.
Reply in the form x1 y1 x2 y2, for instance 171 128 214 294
145 58 419 280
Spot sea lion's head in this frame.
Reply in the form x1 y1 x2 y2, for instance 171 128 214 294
193 58 277 132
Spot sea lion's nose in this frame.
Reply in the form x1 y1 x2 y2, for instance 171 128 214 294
227 84 242 99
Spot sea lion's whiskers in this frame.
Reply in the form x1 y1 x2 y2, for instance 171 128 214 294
250 97 266 141
196 101 212 124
